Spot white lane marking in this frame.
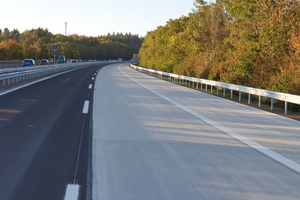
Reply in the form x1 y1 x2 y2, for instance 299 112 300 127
92 77 95 80
64 184 79 200
88 84 92 89
0 67 87 97
83 101 89 114
94 73 96 75
118 65 300 174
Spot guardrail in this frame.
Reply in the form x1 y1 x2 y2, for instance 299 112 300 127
130 64 300 115
0 62 98 90
0 60 43 68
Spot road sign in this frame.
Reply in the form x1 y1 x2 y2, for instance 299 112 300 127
52 44 58 50
52 50 58 56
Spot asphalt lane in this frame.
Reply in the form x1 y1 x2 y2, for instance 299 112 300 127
93 64 300 200
0 63 105 200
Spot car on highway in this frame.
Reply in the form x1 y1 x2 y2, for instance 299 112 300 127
48 58 53 64
22 59 36 67
40 59 49 65
57 55 66 64
71 60 77 63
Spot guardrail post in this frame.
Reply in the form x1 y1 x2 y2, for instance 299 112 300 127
189 81 191 87
3 80 5 86
12 78 14 84
8 78 10 85
239 92 241 102
192 81 194 88
231 90 233 99
201 83 203 90
206 84 208 92
285 101 288 114
259 96 261 107
217 87 219 95
248 94 251 104
271 98 273 111
211 86 213 93
197 82 199 89
223 88 225 97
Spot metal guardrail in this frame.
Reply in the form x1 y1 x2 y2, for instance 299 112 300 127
130 64 300 114
0 62 99 90
0 60 44 68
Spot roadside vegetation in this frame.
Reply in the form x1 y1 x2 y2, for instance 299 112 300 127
0 28 143 61
139 0 300 95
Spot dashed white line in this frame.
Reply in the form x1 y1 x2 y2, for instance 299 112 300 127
82 101 89 114
92 77 95 80
88 84 92 89
64 184 79 200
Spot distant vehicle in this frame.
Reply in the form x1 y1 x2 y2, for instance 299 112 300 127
67 59 72 63
118 58 122 61
57 54 66 64
40 59 49 65
22 59 36 67
48 58 53 64
71 60 77 63
77 59 82 62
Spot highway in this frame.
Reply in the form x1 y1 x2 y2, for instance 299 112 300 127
0 63 103 200
92 64 300 200
0 62 300 200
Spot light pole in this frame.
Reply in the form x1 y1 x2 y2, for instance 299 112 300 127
65 21 67 36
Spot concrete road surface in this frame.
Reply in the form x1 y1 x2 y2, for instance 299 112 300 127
92 64 300 200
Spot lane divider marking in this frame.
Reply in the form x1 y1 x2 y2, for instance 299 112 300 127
118 65 300 174
64 184 79 200
88 84 92 89
0 67 88 97
82 101 89 114
92 77 95 80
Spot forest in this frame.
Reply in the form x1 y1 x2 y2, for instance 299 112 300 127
0 28 143 61
139 0 300 95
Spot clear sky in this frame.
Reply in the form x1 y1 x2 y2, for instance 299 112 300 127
1 0 196 37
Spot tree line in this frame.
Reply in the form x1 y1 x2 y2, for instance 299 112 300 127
139 0 300 95
0 28 143 61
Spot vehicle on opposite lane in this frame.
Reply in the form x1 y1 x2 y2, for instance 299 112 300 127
22 59 36 67
40 59 49 65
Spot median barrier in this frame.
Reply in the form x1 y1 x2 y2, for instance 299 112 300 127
0 62 98 91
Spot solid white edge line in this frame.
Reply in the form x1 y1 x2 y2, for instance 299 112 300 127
0 66 89 97
83 101 89 114
118 65 300 174
88 84 92 89
64 184 79 200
